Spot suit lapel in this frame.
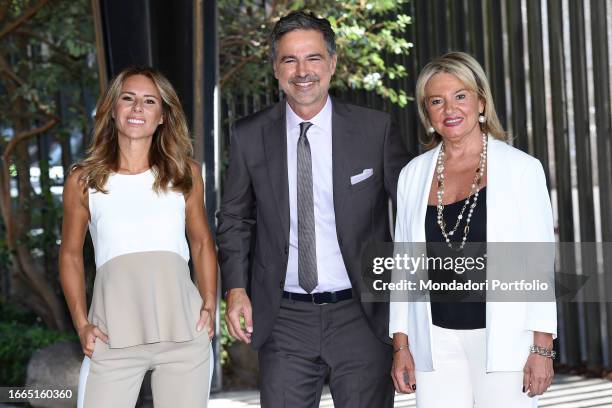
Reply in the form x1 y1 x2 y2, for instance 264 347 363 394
486 138 507 242
411 145 440 242
331 100 355 222
263 102 290 244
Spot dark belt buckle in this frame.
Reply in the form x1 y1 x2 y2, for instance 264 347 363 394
312 292 337 305
312 293 327 305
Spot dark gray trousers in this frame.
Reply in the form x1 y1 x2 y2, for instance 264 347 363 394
258 297 394 408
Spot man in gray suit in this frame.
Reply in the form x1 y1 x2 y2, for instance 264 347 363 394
217 11 411 408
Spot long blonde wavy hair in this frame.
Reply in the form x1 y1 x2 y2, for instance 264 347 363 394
75 66 193 194
415 52 507 150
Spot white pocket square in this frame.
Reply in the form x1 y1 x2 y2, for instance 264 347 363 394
350 168 374 185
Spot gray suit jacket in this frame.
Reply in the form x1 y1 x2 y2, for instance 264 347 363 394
216 98 411 348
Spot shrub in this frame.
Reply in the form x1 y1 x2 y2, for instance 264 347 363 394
0 303 76 386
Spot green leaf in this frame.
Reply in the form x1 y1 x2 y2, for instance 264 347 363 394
218 0 414 107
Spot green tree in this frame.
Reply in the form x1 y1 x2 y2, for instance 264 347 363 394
219 0 412 107
0 0 98 331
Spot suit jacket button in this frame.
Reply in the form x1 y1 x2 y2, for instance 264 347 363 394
279 280 285 289
284 245 288 254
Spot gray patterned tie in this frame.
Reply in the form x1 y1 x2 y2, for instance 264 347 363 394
297 121 317 293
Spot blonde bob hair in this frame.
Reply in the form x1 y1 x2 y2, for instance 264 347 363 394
74 66 193 194
415 51 506 149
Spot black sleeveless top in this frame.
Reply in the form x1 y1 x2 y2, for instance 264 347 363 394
425 187 487 330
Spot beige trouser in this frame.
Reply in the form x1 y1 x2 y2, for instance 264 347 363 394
78 333 211 408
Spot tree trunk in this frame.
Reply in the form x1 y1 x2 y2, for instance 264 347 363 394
0 100 69 331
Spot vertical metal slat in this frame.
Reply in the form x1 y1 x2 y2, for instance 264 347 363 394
590 0 612 368
506 0 528 150
568 0 601 370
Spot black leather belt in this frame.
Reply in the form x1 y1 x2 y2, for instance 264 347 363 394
282 288 353 305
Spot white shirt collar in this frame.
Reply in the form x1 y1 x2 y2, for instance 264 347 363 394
286 95 332 134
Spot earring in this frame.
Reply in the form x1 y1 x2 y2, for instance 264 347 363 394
478 114 486 123
427 126 435 134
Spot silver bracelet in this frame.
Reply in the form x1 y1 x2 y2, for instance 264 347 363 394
529 344 556 359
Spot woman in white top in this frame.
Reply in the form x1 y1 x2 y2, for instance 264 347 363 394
389 52 557 407
59 66 216 407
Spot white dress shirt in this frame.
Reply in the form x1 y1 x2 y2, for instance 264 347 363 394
284 96 352 293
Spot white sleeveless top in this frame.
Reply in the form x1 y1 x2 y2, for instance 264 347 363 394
87 170 203 348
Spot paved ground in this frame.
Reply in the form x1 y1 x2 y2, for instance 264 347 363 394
1 375 607 407
209 375 612 407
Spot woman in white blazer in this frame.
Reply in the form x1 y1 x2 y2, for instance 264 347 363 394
389 52 557 407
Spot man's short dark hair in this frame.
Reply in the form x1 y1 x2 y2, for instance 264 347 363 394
269 11 336 61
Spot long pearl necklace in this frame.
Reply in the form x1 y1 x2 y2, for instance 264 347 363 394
436 133 487 250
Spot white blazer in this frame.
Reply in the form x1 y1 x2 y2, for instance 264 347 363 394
389 137 557 372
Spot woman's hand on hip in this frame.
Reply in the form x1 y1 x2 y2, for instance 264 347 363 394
392 347 417 394
197 303 216 340
77 323 108 358
523 353 554 397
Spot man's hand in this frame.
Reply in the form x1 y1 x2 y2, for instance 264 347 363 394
225 288 253 344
